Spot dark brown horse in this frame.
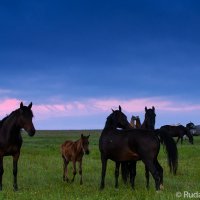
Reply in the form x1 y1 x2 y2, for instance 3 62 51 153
141 106 156 130
99 106 178 191
160 125 193 144
122 106 177 189
0 102 35 191
61 134 90 185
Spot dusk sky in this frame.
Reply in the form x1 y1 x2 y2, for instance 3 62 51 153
0 0 200 130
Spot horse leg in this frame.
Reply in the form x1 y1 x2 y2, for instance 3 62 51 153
62 156 69 182
143 159 160 191
115 162 120 188
100 154 107 190
79 160 83 185
155 160 164 190
181 136 183 144
176 137 180 144
71 160 76 182
145 165 150 189
13 152 20 191
121 162 128 184
0 156 4 191
129 161 136 189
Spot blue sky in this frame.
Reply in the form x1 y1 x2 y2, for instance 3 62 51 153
0 0 200 129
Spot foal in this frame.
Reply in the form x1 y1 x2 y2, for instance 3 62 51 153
61 134 90 184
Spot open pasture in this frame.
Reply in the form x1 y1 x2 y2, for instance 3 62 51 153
0 130 200 200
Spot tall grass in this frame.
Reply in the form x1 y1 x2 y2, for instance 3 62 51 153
0 130 199 200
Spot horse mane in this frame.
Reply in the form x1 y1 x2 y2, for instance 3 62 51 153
0 110 19 128
105 113 116 129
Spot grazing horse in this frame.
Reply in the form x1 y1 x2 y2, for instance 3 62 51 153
0 102 35 191
61 134 90 185
160 125 193 144
99 106 178 191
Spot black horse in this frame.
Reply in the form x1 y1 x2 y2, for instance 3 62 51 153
0 102 35 191
121 106 156 186
99 106 178 191
160 125 193 144
141 106 156 130
122 106 177 189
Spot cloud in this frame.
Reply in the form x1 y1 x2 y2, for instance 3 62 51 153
1 97 200 120
0 99 21 115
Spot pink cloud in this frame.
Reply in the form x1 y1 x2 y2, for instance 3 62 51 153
1 97 200 121
0 99 21 116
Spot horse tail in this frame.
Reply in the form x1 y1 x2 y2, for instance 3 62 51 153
156 129 178 175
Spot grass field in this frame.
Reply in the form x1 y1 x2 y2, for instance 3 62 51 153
0 130 199 200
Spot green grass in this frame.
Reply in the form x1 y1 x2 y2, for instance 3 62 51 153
0 130 200 200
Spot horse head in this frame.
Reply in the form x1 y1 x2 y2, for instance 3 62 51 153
143 106 156 130
106 105 132 129
81 134 90 154
19 102 36 137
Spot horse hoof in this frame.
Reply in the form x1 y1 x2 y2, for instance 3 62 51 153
13 186 18 192
100 185 104 190
156 190 162 193
160 184 164 190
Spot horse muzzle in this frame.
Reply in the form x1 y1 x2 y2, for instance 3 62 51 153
85 150 90 155
27 128 36 137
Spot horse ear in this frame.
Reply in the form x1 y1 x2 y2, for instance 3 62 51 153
87 134 90 138
28 102 32 109
119 105 121 112
20 102 23 109
145 106 147 112
81 134 83 138
111 109 114 112
152 106 155 111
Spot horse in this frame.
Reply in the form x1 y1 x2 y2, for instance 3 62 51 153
122 106 177 189
99 106 178 191
61 134 90 185
160 125 193 144
130 116 141 128
186 122 196 135
0 102 35 191
141 106 156 130
186 122 195 130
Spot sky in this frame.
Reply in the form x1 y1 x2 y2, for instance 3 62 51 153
0 0 200 130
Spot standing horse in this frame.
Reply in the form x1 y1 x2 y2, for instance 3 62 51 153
130 116 141 128
160 125 193 144
141 106 156 130
99 106 178 191
122 106 176 189
0 102 35 191
61 134 90 185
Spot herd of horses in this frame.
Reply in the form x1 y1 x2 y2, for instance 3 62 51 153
0 102 195 191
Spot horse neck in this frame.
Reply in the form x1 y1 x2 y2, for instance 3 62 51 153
0 110 21 140
104 119 117 130
141 118 148 129
135 118 141 128
130 118 135 128
76 139 84 154
185 128 192 138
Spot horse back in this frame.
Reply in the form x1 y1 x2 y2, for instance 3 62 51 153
160 125 185 137
99 129 159 161
61 140 83 161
